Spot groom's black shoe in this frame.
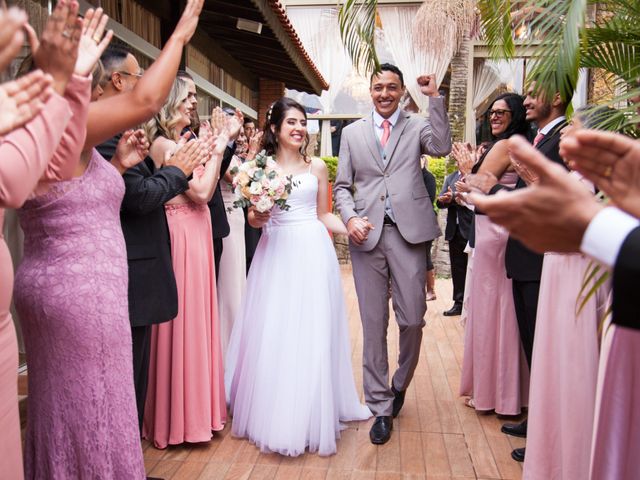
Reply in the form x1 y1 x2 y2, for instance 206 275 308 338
511 447 525 462
501 419 527 438
391 385 406 418
369 416 393 445
443 304 462 316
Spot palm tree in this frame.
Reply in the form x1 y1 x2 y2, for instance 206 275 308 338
339 0 640 130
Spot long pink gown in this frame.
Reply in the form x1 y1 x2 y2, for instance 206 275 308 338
590 323 640 479
143 199 226 449
524 252 610 480
218 156 246 358
460 171 529 414
0 82 76 480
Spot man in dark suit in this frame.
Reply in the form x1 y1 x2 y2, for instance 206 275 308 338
488 81 568 462
436 161 473 316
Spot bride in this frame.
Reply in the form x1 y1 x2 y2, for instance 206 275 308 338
225 97 371 456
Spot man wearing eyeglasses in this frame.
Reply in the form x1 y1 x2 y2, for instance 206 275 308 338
100 45 144 95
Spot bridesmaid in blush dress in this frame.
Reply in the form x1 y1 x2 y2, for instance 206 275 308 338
218 150 247 357
460 93 530 415
143 78 231 448
523 112 612 480
0 66 76 480
14 3 203 476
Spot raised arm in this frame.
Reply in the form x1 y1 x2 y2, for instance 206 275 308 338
314 158 347 235
416 74 451 157
184 132 230 204
84 0 203 148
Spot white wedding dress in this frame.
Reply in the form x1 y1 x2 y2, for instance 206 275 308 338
225 167 372 457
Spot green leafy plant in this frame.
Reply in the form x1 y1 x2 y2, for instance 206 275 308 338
321 156 339 183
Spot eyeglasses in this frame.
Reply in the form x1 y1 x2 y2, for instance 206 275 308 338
488 109 512 118
117 71 143 78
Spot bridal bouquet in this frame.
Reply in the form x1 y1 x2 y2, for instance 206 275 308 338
231 151 294 212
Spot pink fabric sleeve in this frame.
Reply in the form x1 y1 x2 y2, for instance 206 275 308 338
0 91 72 209
41 74 92 181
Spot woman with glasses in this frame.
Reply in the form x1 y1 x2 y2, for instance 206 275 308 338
459 93 531 415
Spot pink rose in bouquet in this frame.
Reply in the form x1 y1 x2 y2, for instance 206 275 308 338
230 151 294 213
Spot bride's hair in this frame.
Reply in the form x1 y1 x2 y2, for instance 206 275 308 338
262 97 310 161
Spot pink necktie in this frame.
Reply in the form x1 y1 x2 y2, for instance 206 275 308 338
533 131 545 146
381 120 391 148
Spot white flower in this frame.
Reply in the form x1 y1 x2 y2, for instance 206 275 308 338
249 181 262 195
269 178 281 191
255 196 274 212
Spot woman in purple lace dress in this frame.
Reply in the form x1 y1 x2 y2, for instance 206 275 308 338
13 3 203 477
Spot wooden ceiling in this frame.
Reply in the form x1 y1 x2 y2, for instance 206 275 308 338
137 0 327 94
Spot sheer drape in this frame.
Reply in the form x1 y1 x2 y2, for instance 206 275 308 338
378 5 456 113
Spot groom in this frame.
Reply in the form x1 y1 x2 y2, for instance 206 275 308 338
334 63 451 444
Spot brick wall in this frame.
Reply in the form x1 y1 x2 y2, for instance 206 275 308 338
258 78 286 128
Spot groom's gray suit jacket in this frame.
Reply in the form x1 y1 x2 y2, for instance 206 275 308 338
334 98 451 251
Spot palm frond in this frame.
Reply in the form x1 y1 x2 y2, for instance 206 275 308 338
338 0 380 75
477 0 516 58
526 0 589 104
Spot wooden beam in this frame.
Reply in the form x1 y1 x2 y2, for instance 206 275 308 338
189 30 258 89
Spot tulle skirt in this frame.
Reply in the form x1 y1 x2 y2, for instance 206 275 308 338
225 219 371 456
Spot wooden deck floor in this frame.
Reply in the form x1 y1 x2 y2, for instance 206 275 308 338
142 266 525 480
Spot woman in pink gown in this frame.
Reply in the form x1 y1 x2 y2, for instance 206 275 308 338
143 78 230 448
460 93 530 414
0 67 76 480
523 114 612 480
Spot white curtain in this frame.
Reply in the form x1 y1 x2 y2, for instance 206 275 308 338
287 7 353 155
378 5 457 113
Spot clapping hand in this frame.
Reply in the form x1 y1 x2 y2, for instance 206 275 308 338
246 131 263 160
561 129 640 219
165 132 208 176
511 156 538 185
0 70 53 136
226 108 244 141
464 171 498 195
112 129 149 172
417 74 438 97
26 0 82 95
437 186 453 204
468 136 602 253
451 142 475 175
74 8 113 77
0 6 28 72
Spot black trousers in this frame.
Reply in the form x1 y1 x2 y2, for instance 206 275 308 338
449 227 468 305
511 280 540 368
131 324 152 431
213 237 223 279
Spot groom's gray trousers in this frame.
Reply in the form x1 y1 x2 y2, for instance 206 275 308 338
350 224 427 417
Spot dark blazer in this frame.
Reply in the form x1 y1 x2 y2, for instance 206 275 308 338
208 145 236 240
97 138 189 327
436 170 473 241
613 226 640 330
491 119 567 281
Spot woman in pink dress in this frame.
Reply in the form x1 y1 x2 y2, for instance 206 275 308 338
14 3 203 477
0 7 81 475
143 78 232 448
460 93 530 414
523 112 612 480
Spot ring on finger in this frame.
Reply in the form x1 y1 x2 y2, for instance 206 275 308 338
62 30 72 38
92 33 103 43
603 165 613 178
